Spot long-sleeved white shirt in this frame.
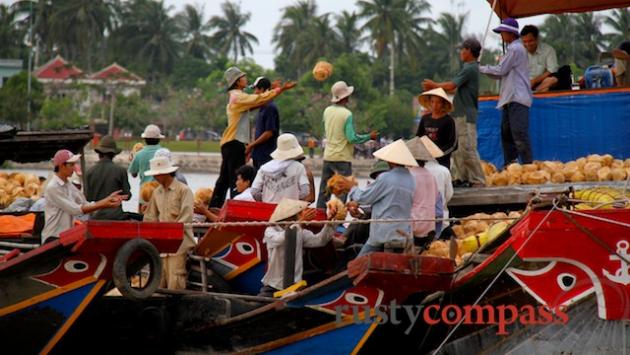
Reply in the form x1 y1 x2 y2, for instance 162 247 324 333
262 224 334 290
42 174 91 243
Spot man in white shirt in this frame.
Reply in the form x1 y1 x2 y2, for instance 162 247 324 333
42 150 125 243
521 25 569 92
251 134 310 203
233 165 255 201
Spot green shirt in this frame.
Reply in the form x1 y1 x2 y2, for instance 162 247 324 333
452 62 480 123
86 158 131 220
322 105 370 162
128 144 161 186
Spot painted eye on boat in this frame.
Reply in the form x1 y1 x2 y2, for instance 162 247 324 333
557 273 576 290
64 260 89 273
235 242 254 255
344 293 368 305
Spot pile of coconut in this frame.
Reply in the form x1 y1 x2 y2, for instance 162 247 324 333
482 154 630 186
0 172 43 208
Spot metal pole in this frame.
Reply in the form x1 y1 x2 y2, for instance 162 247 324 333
26 0 34 131
282 226 298 289
479 0 499 63
108 88 115 136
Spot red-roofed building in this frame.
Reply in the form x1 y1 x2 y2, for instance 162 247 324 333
33 55 83 82
89 63 145 84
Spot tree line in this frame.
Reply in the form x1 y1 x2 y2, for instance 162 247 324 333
0 0 628 138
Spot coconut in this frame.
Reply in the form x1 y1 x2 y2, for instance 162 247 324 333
326 196 347 220
194 187 213 205
562 162 579 180
522 163 538 173
506 163 523 175
584 162 601 181
9 173 26 186
611 168 627 181
312 61 333 81
24 183 40 197
576 157 587 169
525 171 549 185
140 181 160 203
586 154 604 164
491 171 509 186
452 224 465 238
507 171 521 185
612 159 624 169
423 240 450 258
481 161 497 177
602 154 614 167
551 172 565 184
327 173 357 196
597 166 612 181
570 171 586 182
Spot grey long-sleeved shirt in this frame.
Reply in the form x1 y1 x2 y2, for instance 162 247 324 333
480 39 533 108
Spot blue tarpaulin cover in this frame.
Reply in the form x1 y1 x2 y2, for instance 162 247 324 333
477 89 630 168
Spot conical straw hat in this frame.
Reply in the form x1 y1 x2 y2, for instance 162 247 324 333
405 137 436 162
269 198 309 223
373 139 418 167
418 88 453 112
419 135 445 158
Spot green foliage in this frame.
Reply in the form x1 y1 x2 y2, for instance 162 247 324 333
170 56 214 89
0 72 44 128
364 90 415 138
39 97 86 129
113 94 153 135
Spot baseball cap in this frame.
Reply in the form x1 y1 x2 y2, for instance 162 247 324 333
53 149 81 167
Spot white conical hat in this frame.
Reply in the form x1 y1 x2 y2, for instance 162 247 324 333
419 135 445 158
418 88 454 112
405 137 436 162
269 198 310 223
373 139 418 167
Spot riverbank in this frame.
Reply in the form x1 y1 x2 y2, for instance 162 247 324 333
5 150 377 177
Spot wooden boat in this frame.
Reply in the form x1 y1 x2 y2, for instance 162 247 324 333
0 221 183 354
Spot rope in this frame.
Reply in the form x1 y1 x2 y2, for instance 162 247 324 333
559 208 630 230
432 201 559 354
186 216 520 228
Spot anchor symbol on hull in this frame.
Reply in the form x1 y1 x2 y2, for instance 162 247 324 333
602 240 630 286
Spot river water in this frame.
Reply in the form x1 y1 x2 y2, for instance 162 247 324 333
1 168 369 212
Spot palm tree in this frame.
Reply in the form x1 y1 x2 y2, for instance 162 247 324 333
175 4 213 60
540 15 578 66
572 13 606 68
111 0 181 81
273 0 319 77
0 5 24 59
208 1 258 62
433 12 467 76
358 0 431 95
49 0 114 72
335 10 362 53
11 0 55 66
604 8 630 49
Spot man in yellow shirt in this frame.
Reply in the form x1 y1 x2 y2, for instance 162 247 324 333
210 67 296 208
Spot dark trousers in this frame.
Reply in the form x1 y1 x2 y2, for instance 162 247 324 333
316 161 352 209
210 140 245 208
253 155 272 170
501 102 533 167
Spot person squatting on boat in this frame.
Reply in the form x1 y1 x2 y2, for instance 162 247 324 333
142 156 195 290
210 67 295 208
339 140 417 257
251 133 311 204
258 198 337 297
41 149 126 243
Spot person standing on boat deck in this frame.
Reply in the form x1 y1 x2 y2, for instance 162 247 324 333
129 124 163 206
420 136 454 238
251 133 310 204
422 38 485 187
86 136 131 220
143 156 195 290
480 18 533 167
247 77 281 170
259 198 336 297
612 40 630 87
416 88 457 169
316 81 378 209
405 137 441 248
42 150 125 243
341 140 417 257
210 67 296 208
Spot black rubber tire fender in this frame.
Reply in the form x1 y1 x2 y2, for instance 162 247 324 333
112 238 162 300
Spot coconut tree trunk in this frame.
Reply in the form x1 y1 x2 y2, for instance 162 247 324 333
389 41 395 96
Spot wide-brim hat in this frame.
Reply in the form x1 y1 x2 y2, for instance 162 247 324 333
141 124 165 139
94 135 121 154
369 160 390 179
225 66 246 90
418 88 454 113
331 81 354 103
373 139 418 167
270 133 304 161
405 137 436 162
269 198 309 222
493 18 520 35
144 156 179 176
419 135 445 158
